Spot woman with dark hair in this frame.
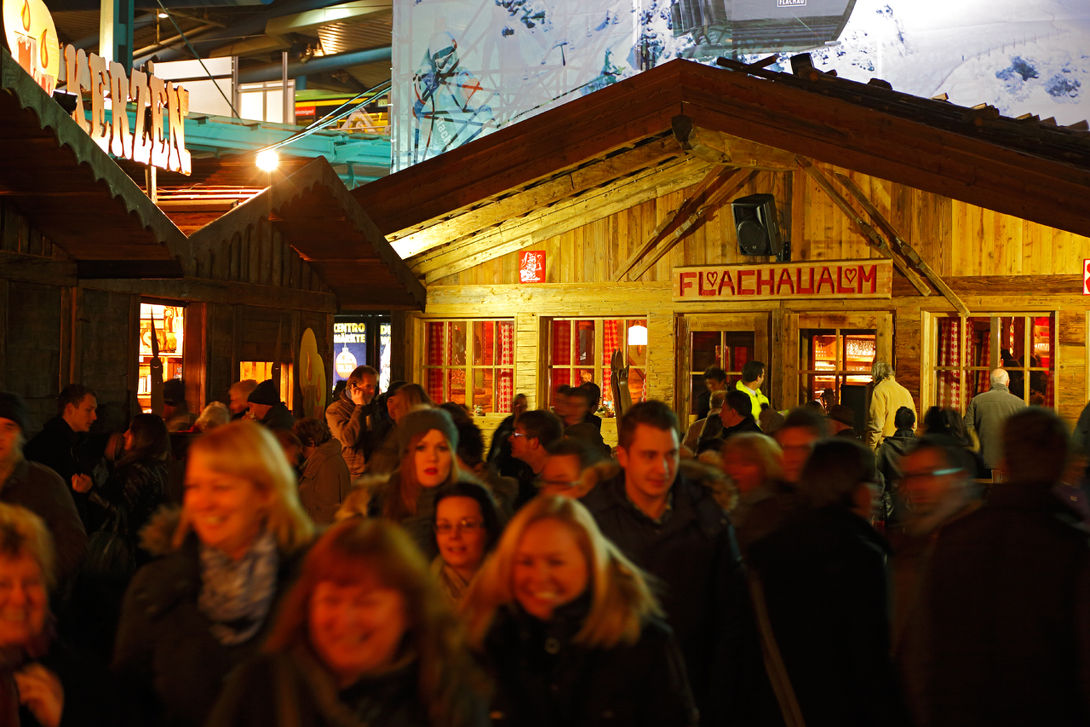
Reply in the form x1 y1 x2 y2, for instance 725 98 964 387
461 495 698 727
747 438 908 727
113 420 315 727
432 481 502 604
364 409 462 558
206 518 488 727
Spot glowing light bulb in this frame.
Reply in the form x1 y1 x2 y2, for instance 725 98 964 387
256 149 279 172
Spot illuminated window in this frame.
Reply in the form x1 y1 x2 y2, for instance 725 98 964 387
424 320 515 414
934 314 1053 411
138 303 185 413
239 361 294 408
688 330 754 414
799 328 876 406
548 318 648 416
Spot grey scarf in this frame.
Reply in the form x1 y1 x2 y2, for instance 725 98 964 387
198 530 279 645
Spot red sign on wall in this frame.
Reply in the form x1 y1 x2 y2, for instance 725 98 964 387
674 260 893 301
1083 259 1090 295
519 250 545 283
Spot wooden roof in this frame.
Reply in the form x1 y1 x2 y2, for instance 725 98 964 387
0 47 187 277
353 58 1090 283
188 156 425 310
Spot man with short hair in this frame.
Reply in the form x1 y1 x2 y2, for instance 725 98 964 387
963 367 1027 474
509 409 563 508
698 389 760 453
735 360 771 426
877 406 917 487
0 392 87 592
325 364 382 477
25 384 101 525
581 401 752 723
561 386 607 455
695 366 728 420
904 408 1090 725
866 361 916 450
227 379 258 420
540 436 603 498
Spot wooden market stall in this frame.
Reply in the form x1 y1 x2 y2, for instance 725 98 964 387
0 45 421 430
353 56 1090 445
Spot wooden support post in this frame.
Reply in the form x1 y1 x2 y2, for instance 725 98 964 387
799 159 933 296
627 169 759 280
614 165 742 281
833 172 971 317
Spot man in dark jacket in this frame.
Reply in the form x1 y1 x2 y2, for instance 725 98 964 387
247 380 295 431
581 401 754 724
694 366 727 421
0 392 88 593
698 389 760 454
904 407 1090 726
25 383 101 526
962 367 1025 473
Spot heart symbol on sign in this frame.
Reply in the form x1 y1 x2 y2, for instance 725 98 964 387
843 267 857 287
706 271 719 288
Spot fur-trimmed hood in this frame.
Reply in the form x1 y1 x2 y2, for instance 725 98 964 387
139 504 184 557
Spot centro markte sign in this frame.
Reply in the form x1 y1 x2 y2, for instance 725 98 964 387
4 0 192 174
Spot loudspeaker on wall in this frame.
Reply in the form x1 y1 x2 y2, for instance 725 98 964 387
732 193 787 259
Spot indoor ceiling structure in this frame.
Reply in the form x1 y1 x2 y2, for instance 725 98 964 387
49 0 393 94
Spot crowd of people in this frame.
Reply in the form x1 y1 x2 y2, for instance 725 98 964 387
0 358 1089 727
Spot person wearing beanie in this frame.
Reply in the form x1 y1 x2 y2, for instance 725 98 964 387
366 407 463 558
0 391 87 595
247 379 295 430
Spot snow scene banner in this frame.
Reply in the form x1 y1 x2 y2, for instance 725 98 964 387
391 0 1090 172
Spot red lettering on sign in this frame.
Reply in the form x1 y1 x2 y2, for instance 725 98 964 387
837 265 858 294
718 271 735 296
796 267 814 294
737 269 755 295
699 271 717 296
816 267 836 294
756 268 775 295
679 271 697 297
777 269 795 296
858 265 877 293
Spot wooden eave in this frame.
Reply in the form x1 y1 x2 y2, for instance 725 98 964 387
187 156 425 311
0 47 186 276
356 58 1090 242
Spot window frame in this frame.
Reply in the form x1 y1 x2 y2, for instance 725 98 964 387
545 316 648 412
421 318 516 415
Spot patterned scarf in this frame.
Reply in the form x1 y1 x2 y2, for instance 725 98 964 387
197 531 279 646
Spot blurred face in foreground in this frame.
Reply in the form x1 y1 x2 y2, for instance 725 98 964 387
513 519 589 621
776 426 818 485
0 553 47 648
184 449 269 560
540 454 583 497
309 576 407 687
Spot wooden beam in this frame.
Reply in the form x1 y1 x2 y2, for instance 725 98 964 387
0 251 77 286
80 276 338 313
412 157 708 282
627 169 759 281
613 165 743 281
799 159 933 296
673 115 796 170
390 134 682 256
833 172 970 317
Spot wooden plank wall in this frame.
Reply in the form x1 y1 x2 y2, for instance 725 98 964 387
430 163 1089 287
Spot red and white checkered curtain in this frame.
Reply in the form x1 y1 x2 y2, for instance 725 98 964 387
426 322 444 402
972 318 990 395
602 320 621 404
1040 316 1054 406
499 321 514 412
937 317 959 408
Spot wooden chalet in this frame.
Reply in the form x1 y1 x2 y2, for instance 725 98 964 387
0 46 420 428
355 57 1090 444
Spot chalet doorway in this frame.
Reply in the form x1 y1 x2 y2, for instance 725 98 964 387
677 312 772 424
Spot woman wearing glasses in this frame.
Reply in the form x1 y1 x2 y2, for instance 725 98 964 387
432 481 502 605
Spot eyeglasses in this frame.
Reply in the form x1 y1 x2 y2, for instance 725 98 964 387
510 431 527 438
899 467 962 481
434 519 485 535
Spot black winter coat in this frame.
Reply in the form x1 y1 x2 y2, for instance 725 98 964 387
902 483 1090 727
480 602 698 727
748 505 909 727
112 517 304 727
580 474 754 725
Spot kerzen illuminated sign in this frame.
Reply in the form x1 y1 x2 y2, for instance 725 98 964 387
674 260 892 301
3 0 60 94
64 45 192 174
3 0 191 174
